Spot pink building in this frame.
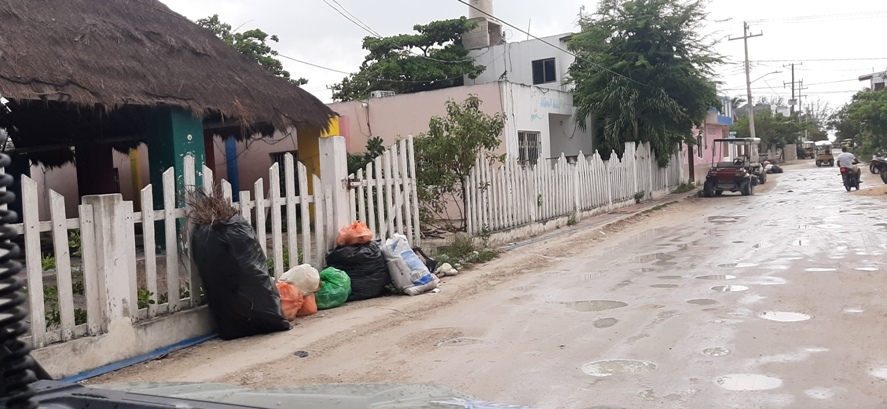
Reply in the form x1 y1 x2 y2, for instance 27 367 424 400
683 99 733 183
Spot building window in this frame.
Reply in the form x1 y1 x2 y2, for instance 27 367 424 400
532 58 557 85
270 150 299 196
518 131 541 166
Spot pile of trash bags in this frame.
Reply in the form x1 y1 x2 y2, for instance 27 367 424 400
191 201 448 340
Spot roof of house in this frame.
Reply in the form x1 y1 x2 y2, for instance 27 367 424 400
0 0 335 133
859 71 886 82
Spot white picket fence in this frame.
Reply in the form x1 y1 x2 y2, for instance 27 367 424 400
14 155 322 347
347 136 421 247
465 142 682 235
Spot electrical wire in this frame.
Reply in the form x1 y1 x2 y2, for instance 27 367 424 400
319 0 475 64
753 58 887 62
454 0 652 88
278 54 465 84
748 10 887 24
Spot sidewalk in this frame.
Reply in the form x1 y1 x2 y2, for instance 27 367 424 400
500 187 699 252
85 188 701 384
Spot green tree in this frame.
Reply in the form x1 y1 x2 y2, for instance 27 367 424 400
197 15 308 85
831 89 887 154
568 0 722 166
347 137 386 175
414 95 505 229
731 110 807 148
332 18 485 102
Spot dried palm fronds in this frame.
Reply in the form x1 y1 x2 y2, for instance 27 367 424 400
186 184 238 226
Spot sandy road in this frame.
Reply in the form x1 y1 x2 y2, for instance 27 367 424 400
94 163 887 408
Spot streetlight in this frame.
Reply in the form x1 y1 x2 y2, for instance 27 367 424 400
746 70 781 138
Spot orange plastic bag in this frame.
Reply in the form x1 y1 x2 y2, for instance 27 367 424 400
297 294 318 317
276 282 304 322
336 221 373 246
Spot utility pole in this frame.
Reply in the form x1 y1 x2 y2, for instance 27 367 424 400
729 22 763 138
783 62 802 115
797 79 808 124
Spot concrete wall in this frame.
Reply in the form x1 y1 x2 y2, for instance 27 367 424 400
502 82 592 160
328 82 506 155
26 144 152 220
466 33 575 91
207 132 300 198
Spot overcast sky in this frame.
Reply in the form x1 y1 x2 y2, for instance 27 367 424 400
163 0 887 110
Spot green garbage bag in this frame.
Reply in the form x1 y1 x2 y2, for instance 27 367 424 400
315 267 351 310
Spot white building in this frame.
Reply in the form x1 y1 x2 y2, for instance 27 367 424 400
859 71 886 91
465 33 576 93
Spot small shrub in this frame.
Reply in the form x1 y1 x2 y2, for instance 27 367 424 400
74 308 87 325
567 213 578 226
671 183 697 194
68 229 82 257
137 289 156 309
634 191 646 204
41 254 56 271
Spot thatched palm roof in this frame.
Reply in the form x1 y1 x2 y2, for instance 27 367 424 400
0 0 336 134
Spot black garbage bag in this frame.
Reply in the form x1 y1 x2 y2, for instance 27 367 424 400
325 241 391 301
191 215 291 340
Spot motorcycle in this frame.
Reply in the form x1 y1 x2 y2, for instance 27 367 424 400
840 161 861 191
870 157 887 184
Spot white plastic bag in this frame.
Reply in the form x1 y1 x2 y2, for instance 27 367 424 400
382 234 438 296
278 264 321 295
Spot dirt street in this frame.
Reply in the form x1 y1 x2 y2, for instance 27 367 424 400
94 163 887 408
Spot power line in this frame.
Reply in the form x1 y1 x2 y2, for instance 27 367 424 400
753 58 887 62
748 10 887 24
454 0 651 88
278 54 465 84
320 0 473 64
322 0 381 37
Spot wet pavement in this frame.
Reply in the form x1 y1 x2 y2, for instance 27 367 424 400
356 164 887 408
96 164 887 408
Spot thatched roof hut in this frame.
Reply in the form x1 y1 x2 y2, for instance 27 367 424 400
0 0 336 165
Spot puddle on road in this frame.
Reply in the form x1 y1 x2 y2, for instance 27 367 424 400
805 268 836 272
870 367 887 381
720 262 758 268
511 285 536 291
715 374 783 391
760 311 811 322
651 284 679 288
732 240 745 244
633 253 675 263
688 299 718 305
657 275 682 280
745 276 787 286
558 300 629 312
816 224 843 230
582 272 606 281
702 347 730 357
805 387 837 400
594 318 619 328
582 360 657 377
696 274 737 280
843 307 864 314
712 285 749 292
708 216 743 225
631 268 656 273
434 337 484 347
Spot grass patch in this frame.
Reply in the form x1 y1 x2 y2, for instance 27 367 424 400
671 182 697 194
432 234 499 269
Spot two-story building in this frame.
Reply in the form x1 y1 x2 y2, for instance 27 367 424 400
859 70 886 91
328 0 593 168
